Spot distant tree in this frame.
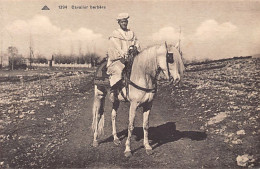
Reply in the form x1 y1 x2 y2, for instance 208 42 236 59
52 52 101 66
35 54 48 64
7 46 18 70
204 58 211 63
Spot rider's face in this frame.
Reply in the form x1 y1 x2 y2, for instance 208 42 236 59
118 19 128 30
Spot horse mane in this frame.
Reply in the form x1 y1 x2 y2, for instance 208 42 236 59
138 44 184 75
139 43 162 53
131 43 185 80
133 44 162 76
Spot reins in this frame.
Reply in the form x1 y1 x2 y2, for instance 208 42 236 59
165 42 174 82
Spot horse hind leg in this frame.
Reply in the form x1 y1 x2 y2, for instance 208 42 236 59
92 85 106 147
111 100 121 145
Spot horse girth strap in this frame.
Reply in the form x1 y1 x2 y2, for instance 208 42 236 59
127 79 157 93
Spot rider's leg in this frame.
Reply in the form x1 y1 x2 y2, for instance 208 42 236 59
109 80 123 102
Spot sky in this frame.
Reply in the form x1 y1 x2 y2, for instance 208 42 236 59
0 0 260 61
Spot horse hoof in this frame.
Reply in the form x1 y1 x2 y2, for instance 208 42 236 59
124 151 132 157
93 141 99 147
146 149 153 155
113 139 121 146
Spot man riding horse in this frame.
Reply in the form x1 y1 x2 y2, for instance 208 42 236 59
107 13 141 102
92 14 185 155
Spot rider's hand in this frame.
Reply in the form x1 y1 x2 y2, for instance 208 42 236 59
133 46 138 52
120 57 126 64
128 46 138 56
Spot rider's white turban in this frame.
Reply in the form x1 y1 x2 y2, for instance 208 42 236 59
116 13 129 21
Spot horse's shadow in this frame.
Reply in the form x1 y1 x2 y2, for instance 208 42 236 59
100 122 207 152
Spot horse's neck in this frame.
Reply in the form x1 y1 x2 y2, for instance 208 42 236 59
131 51 158 83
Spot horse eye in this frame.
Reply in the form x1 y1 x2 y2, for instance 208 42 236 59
167 53 174 63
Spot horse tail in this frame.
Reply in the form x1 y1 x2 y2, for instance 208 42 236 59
92 85 105 138
97 110 104 136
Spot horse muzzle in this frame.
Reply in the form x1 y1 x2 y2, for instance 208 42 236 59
173 77 180 84
168 76 180 85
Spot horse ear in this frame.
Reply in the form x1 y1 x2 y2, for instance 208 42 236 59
175 41 179 49
165 41 168 52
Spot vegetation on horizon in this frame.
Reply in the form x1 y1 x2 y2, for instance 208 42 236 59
1 46 102 69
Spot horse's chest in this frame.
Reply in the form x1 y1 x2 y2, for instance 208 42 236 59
128 86 155 103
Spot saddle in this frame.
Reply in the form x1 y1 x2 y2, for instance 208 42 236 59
93 58 110 86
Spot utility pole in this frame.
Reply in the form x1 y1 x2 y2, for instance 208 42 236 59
4 29 14 70
29 32 34 68
11 48 14 71
0 32 3 68
78 40 82 64
179 26 181 54
8 31 14 70
0 10 3 68
70 40 74 56
78 40 82 56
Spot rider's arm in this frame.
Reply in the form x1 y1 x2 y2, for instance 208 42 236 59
108 37 126 61
109 37 126 61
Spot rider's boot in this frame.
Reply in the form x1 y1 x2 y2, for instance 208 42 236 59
109 80 123 102
109 88 117 102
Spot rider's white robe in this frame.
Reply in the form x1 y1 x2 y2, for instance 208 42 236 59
107 28 141 86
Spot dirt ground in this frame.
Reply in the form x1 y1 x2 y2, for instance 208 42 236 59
0 58 259 168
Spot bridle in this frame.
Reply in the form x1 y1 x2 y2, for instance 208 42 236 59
127 42 174 93
165 42 174 83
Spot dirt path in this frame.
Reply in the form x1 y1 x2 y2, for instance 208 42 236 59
50 85 232 168
53 94 210 168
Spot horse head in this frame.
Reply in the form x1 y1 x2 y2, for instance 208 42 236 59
157 42 185 84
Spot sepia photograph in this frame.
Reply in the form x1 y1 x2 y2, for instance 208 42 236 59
0 0 259 168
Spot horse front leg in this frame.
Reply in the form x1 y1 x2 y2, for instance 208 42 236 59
124 102 138 157
111 100 121 145
143 102 153 155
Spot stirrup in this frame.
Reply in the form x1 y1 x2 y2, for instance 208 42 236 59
109 92 115 102
109 90 118 102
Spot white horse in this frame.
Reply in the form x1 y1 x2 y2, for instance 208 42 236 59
92 42 185 157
